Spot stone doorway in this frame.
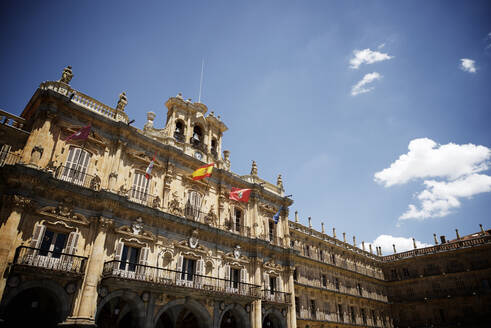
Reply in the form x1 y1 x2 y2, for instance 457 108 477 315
262 313 282 328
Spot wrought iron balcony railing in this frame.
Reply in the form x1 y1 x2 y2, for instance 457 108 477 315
0 150 21 167
13 246 87 275
56 165 97 189
184 204 206 222
128 188 160 208
219 224 252 238
262 289 291 304
102 260 261 299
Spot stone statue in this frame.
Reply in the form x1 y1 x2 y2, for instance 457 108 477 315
277 174 283 189
251 160 258 176
116 92 128 111
223 150 231 171
59 66 73 84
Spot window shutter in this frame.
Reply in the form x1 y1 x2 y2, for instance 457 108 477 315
114 241 124 261
64 231 80 255
277 275 282 292
139 247 150 266
30 223 46 249
263 272 270 290
177 255 183 271
196 259 204 275
240 268 247 283
224 264 230 280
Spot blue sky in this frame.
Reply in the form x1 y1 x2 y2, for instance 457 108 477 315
1 0 490 253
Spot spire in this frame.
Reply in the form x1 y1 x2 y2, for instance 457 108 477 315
116 92 128 111
251 160 258 176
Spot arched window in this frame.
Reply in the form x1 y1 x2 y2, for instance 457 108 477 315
185 190 203 221
60 147 91 185
211 138 218 158
174 120 185 142
191 125 203 146
130 171 149 204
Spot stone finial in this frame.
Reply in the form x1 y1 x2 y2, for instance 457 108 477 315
378 247 382 256
59 65 74 84
343 232 346 243
362 241 365 251
116 92 128 111
294 211 299 223
308 217 312 229
353 236 356 247
223 150 231 171
433 233 438 245
369 244 373 254
455 229 460 239
177 92 183 99
333 227 336 239
412 238 417 249
277 174 283 189
321 222 325 234
392 244 396 254
251 160 258 176
480 224 484 233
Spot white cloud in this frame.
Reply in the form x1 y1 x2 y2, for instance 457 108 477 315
460 58 476 73
378 43 386 49
373 234 432 254
349 48 393 69
375 138 491 220
400 174 491 219
351 72 382 96
374 138 490 187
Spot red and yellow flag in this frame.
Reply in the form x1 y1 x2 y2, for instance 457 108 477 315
191 163 214 181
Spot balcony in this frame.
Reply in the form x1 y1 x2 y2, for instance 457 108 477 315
220 224 252 238
56 165 98 189
12 246 87 275
262 289 291 304
184 204 206 222
128 188 160 208
0 150 21 167
102 261 261 299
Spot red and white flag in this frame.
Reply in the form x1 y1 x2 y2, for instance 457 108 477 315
145 154 156 179
63 125 91 142
229 188 251 203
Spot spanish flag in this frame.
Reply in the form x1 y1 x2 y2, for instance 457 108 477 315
191 163 214 181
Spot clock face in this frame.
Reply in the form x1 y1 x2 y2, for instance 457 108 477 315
194 151 203 160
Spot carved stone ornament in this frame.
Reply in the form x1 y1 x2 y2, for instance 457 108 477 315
59 66 73 84
132 217 144 235
152 196 161 209
30 145 44 165
90 175 101 191
116 92 128 111
188 229 199 249
118 184 129 197
233 245 241 259
37 203 89 226
10 195 32 211
251 160 258 176
204 205 218 226
98 217 113 230
168 191 182 216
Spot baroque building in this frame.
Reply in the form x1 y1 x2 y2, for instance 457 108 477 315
0 67 489 328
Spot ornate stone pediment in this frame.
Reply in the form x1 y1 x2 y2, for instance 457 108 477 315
127 151 160 168
223 245 250 265
204 205 218 227
263 260 284 274
115 217 155 242
37 201 89 226
174 231 210 256
259 203 277 216
168 191 182 216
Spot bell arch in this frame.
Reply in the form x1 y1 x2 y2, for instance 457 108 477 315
216 303 250 328
96 289 146 328
154 298 212 328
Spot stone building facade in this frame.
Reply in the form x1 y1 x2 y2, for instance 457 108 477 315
0 67 489 328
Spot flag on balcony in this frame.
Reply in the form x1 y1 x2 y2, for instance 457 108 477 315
63 125 91 142
191 163 214 180
273 206 283 224
145 154 156 179
229 188 251 202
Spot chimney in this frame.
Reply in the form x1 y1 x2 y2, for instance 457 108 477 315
392 244 396 253
333 228 336 239
295 211 298 223
455 229 460 240
321 222 325 234
440 235 446 244
412 238 417 249
433 233 438 245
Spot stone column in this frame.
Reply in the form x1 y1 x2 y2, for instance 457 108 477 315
251 259 262 328
0 195 31 299
61 217 113 327
287 266 297 328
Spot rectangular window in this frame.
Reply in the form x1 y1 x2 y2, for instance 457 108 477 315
335 278 340 290
331 253 336 264
338 304 344 322
293 269 298 281
269 221 274 241
130 171 149 202
269 276 277 294
295 297 300 314
350 306 356 323
310 300 316 319
181 258 196 281
357 283 363 295
39 230 68 258
322 274 327 287
403 268 410 277
119 245 140 272
305 245 310 257
372 310 377 325
231 268 240 288
362 308 367 325
320 250 324 261
234 209 241 232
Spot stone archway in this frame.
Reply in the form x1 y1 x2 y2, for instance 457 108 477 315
262 308 286 328
154 298 212 328
96 289 146 328
217 304 250 328
0 280 69 328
